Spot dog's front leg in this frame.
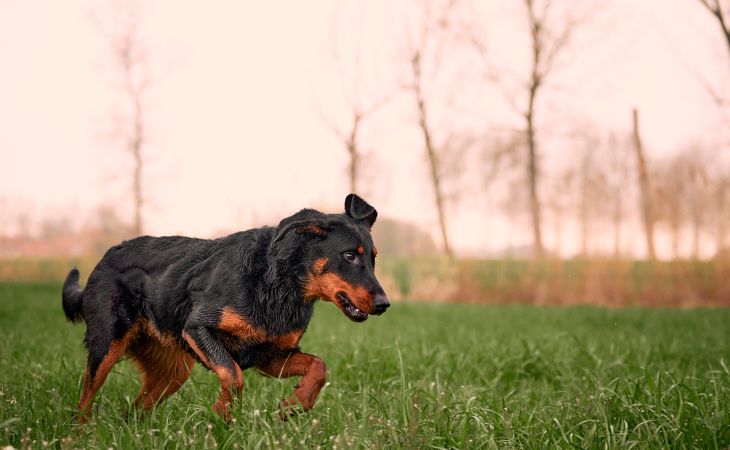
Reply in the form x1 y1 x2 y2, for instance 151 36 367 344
257 351 327 418
182 326 243 421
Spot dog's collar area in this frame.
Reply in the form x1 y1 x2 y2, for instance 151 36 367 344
335 292 368 322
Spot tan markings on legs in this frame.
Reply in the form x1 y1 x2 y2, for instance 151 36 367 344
182 329 243 421
77 368 91 424
77 325 139 421
257 352 327 416
128 330 194 410
211 363 243 420
142 318 179 348
182 331 212 368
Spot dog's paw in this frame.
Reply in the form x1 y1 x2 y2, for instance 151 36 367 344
276 399 300 421
212 401 232 423
73 411 90 425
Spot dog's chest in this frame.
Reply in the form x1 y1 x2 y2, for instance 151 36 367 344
218 306 305 349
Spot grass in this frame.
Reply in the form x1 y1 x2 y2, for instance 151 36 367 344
0 283 729 449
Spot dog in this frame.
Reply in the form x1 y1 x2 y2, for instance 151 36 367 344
62 194 389 422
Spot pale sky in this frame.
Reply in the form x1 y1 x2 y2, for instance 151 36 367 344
1 0 728 257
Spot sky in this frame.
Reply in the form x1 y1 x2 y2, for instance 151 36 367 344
0 0 728 257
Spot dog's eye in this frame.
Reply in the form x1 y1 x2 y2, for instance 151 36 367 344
343 252 357 263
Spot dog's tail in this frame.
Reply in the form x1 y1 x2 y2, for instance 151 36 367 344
62 267 84 323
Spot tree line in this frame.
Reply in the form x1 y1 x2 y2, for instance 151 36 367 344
328 0 730 260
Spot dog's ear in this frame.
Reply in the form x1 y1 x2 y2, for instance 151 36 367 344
273 209 329 243
273 222 326 243
344 194 377 228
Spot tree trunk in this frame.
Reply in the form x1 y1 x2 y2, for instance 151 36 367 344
411 52 452 258
692 226 700 260
526 83 544 258
579 155 590 257
691 208 701 260
612 197 622 259
718 222 729 255
345 114 360 194
525 0 545 259
632 108 656 260
417 95 452 258
348 148 358 194
553 208 563 258
714 180 728 256
671 224 680 260
132 143 143 236
130 91 144 237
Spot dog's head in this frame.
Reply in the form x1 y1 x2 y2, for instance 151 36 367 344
274 194 389 322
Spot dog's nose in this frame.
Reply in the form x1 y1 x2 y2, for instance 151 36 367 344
372 294 390 315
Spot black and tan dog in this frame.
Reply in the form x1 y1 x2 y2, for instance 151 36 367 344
62 194 389 422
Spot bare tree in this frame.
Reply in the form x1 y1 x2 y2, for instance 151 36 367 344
654 147 718 260
545 168 574 258
693 1 730 256
632 108 657 260
605 133 633 259
654 158 686 259
409 50 452 257
682 149 711 260
323 11 394 195
687 1 730 125
481 132 525 250
577 138 597 257
656 148 713 260
402 2 461 258
572 129 617 258
466 0 585 258
523 0 549 258
324 97 391 195
99 5 153 237
342 110 365 195
712 172 730 256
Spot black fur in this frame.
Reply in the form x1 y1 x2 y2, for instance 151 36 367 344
63 194 389 420
62 267 84 322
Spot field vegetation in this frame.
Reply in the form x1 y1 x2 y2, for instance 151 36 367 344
1 282 728 448
2 256 728 307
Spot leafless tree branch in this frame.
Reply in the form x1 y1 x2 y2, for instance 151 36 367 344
697 0 730 59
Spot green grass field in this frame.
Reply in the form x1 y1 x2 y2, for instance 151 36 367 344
1 283 729 449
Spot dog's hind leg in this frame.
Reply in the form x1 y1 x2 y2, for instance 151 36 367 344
75 272 147 423
77 324 138 422
256 351 327 418
128 331 194 410
182 326 243 421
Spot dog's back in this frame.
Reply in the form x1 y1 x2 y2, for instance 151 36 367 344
73 230 275 332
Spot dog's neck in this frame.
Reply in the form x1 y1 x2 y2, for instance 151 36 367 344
243 232 315 335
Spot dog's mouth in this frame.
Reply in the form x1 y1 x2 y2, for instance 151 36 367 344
335 292 368 322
